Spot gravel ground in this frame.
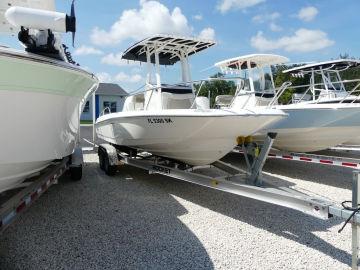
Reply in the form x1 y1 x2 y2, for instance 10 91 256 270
0 150 357 270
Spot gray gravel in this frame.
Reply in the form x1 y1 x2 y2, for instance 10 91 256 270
0 150 356 270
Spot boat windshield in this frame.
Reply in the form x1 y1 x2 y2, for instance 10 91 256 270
243 66 275 93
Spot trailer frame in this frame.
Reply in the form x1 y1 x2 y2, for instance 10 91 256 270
0 147 83 233
98 136 360 269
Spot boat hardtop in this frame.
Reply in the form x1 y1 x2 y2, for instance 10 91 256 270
283 59 360 75
215 54 289 72
122 34 216 66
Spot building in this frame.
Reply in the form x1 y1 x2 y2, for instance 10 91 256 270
81 83 128 121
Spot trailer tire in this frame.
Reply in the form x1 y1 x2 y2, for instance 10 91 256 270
104 155 117 176
70 166 82 181
99 152 105 170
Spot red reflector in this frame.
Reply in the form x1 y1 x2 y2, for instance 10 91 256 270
283 155 293 159
16 202 26 213
342 162 358 168
300 157 312 162
320 160 333 164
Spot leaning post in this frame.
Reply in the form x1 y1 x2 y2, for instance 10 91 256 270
352 171 360 270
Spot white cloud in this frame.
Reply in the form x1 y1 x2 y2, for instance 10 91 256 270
198 27 216 40
96 72 113 83
91 0 193 46
297 6 318 22
193 14 203 21
269 22 282 32
252 12 282 32
252 12 280 23
217 0 265 14
101 52 138 66
131 67 142 74
115 72 142 83
74 45 103 56
96 72 142 84
250 28 334 52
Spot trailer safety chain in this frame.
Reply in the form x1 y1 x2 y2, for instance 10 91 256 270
338 201 360 233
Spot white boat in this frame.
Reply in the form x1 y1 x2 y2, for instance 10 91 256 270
283 59 360 104
214 54 360 152
96 36 286 166
283 60 360 146
0 0 98 192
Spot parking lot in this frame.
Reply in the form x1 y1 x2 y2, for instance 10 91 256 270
0 126 356 270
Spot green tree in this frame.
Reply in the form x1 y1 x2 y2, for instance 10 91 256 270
194 73 236 107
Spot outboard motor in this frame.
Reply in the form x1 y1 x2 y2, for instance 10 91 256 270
5 1 77 61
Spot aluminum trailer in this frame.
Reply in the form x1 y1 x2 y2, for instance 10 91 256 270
98 134 360 269
0 147 83 233
234 146 360 170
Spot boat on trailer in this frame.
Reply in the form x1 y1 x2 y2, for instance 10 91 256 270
214 54 360 152
0 0 98 192
283 59 360 145
95 35 286 166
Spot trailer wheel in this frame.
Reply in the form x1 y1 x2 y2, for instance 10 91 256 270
70 166 82 181
103 155 117 176
99 152 105 170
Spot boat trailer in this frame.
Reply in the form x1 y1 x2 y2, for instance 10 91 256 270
98 134 360 269
234 147 360 170
0 148 83 234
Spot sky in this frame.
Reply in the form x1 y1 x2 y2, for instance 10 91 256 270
2 0 360 92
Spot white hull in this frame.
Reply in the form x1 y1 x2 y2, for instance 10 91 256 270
0 48 98 192
258 104 360 152
96 109 285 165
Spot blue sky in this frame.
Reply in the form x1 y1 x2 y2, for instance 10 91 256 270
2 0 360 91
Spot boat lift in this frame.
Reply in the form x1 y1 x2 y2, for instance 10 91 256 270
98 134 360 269
0 148 83 234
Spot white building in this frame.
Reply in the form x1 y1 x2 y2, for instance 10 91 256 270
81 83 128 121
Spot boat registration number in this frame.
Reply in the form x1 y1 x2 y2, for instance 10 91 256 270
147 118 173 124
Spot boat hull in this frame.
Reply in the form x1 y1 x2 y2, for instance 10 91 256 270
257 104 360 152
96 109 285 165
0 48 98 192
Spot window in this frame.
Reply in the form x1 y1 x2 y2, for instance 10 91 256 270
103 101 117 113
83 101 90 113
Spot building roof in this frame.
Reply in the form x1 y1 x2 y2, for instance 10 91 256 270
96 83 128 96
215 54 289 70
122 34 216 66
283 59 360 74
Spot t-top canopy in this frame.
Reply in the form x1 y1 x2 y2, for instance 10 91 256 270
215 54 289 70
283 59 360 74
121 34 216 66
0 0 55 33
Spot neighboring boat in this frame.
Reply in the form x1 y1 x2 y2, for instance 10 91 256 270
96 36 286 166
283 59 360 104
0 0 99 192
283 59 360 145
214 54 360 152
